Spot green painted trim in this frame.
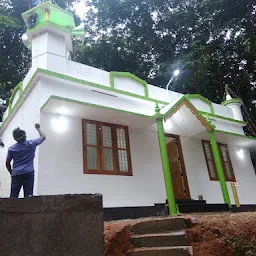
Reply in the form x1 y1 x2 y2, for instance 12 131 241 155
26 20 71 36
163 95 186 118
19 82 23 93
186 94 214 114
153 103 165 118
40 97 51 111
215 130 256 141
109 71 149 97
199 111 247 125
221 98 243 106
8 82 23 115
163 95 215 130
22 1 73 18
1 68 168 132
209 130 231 208
22 1 75 34
41 95 154 119
1 72 38 130
38 68 168 105
156 117 177 215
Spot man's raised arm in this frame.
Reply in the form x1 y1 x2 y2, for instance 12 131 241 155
35 123 46 141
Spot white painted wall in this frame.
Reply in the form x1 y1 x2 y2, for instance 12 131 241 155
45 33 68 57
44 57 111 88
19 25 244 127
2 108 8 121
37 111 256 207
22 66 37 91
189 98 211 113
1 22 252 207
0 85 42 197
213 103 234 119
1 80 255 206
32 32 68 68
31 55 48 70
211 120 245 135
39 77 156 117
180 137 256 205
32 33 50 59
148 85 182 103
0 145 9 197
114 76 145 96
42 55 185 104
38 112 167 207
226 103 244 121
228 145 256 204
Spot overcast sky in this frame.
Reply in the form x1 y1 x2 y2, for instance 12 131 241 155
73 0 87 18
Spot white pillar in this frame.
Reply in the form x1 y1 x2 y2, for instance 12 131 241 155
31 32 71 70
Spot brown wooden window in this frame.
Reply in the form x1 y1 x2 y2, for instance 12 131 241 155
218 143 236 182
202 140 218 180
82 119 132 175
202 140 236 182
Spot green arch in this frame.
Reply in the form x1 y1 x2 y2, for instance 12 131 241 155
109 71 149 97
186 94 214 114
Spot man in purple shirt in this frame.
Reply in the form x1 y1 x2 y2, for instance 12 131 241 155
6 124 46 198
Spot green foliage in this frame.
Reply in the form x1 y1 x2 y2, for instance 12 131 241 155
75 0 256 134
1 0 255 135
0 3 24 98
0 0 78 99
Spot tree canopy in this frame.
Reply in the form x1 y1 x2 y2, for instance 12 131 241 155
0 0 255 133
0 0 78 97
75 0 256 134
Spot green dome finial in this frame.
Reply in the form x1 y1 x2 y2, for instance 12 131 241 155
155 103 160 113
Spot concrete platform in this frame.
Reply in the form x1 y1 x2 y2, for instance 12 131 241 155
0 194 104 256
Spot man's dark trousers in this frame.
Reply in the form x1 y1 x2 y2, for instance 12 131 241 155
10 172 34 198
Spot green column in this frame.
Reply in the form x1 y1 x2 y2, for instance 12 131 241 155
209 130 231 208
156 117 177 215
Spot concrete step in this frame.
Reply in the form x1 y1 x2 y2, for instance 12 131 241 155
128 246 193 256
131 217 186 235
131 231 187 248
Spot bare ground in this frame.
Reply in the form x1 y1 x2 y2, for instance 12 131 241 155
187 212 256 256
104 212 256 256
104 219 134 256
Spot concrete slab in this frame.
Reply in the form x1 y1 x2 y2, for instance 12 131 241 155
0 194 104 256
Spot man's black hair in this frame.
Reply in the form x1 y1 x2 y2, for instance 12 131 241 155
13 128 26 143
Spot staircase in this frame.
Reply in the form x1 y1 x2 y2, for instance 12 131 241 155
128 217 192 256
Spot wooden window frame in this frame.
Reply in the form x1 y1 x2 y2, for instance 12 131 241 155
202 140 219 181
82 119 133 176
202 140 236 182
218 143 236 182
